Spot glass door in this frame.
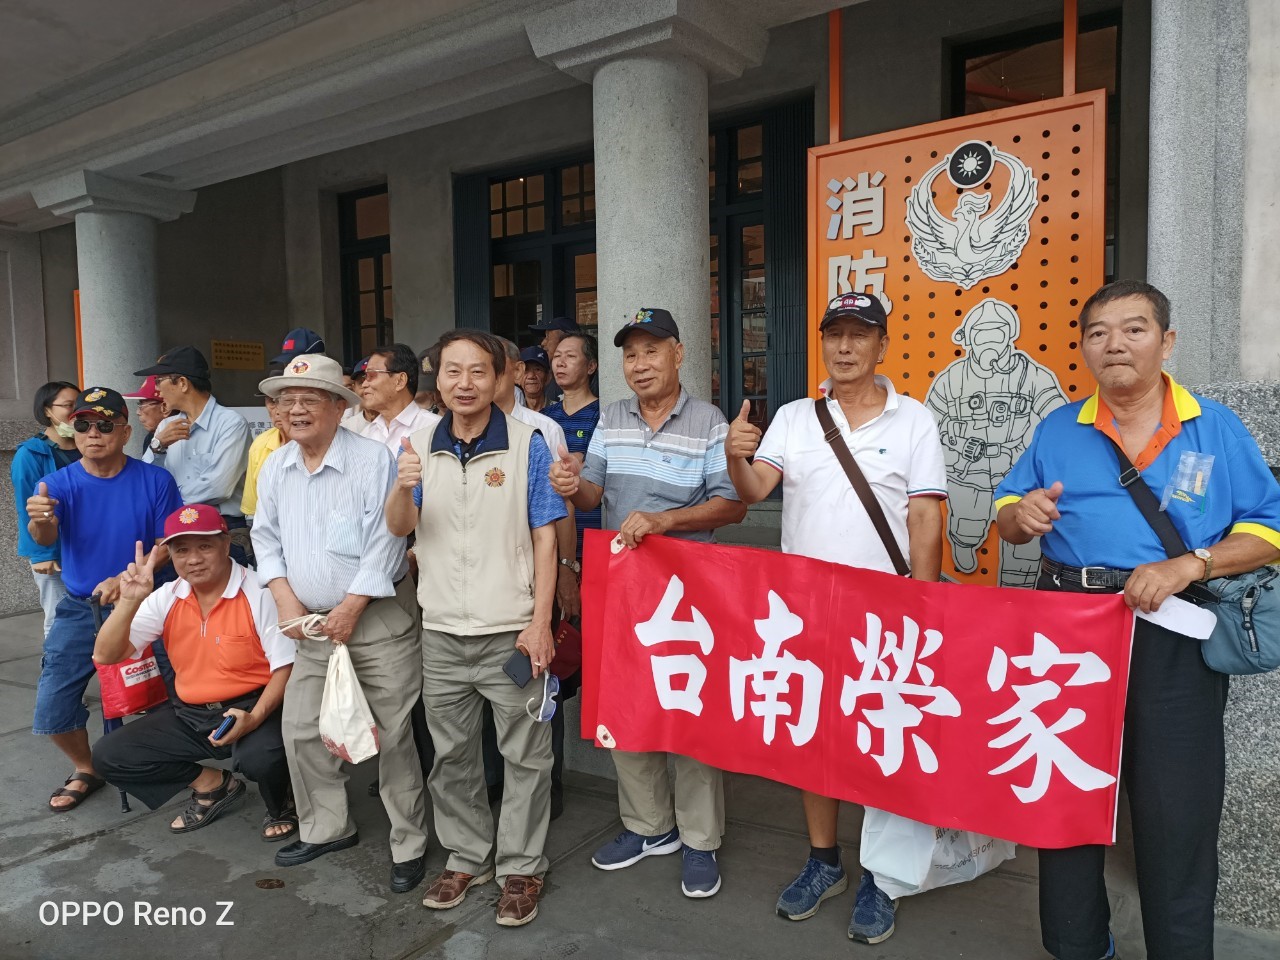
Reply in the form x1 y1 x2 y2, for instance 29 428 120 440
490 258 546 346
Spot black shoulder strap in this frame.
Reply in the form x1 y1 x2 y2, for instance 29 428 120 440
814 399 911 576
1107 438 1188 560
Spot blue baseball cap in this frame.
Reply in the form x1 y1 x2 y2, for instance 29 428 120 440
271 328 326 365
519 345 550 369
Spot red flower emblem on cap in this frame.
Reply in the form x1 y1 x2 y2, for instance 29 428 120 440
484 468 506 488
178 507 201 525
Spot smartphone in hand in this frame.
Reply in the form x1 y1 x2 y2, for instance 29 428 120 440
502 649 534 688
211 714 235 741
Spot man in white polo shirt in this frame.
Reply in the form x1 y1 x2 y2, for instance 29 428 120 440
726 292 947 946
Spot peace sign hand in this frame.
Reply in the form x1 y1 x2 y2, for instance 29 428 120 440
117 540 158 603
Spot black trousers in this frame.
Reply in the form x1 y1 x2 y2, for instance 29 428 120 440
1035 573 1229 960
92 698 291 817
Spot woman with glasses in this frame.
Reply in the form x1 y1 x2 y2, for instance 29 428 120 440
9 381 81 639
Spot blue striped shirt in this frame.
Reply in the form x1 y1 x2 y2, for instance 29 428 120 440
545 397 602 556
581 389 739 543
251 428 409 611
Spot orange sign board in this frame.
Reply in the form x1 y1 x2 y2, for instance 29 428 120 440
807 91 1107 586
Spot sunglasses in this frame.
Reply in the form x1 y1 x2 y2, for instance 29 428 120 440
73 419 121 434
525 672 560 723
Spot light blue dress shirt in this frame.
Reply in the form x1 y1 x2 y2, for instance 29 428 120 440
144 395 251 517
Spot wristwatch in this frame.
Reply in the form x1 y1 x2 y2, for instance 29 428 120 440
559 558 581 575
149 436 167 455
1193 547 1214 582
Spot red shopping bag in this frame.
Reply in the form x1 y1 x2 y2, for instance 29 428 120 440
96 645 168 720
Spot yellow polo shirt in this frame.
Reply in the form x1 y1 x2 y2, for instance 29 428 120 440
240 427 282 517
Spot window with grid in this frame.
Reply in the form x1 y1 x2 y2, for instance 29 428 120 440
339 186 393 364
490 174 546 239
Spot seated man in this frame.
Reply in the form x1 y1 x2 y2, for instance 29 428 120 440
91 504 295 840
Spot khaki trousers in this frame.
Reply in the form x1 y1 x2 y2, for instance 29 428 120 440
282 578 428 862
421 629 552 881
613 750 724 851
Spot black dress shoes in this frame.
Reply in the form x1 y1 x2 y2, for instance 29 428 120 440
391 856 427 893
274 833 360 867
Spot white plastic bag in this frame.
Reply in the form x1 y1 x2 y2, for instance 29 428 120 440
318 643 380 764
859 807 1016 899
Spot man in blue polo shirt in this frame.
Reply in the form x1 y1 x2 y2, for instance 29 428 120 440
25 387 183 812
994 280 1280 960
549 307 746 899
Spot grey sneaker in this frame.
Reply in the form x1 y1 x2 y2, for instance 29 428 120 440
848 870 898 944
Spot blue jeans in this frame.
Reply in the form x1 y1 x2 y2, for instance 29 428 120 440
32 594 105 736
31 568 67 640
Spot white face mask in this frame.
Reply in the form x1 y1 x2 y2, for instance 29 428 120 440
53 421 76 439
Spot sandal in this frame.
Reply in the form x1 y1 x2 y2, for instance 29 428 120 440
169 770 246 834
48 772 106 812
262 808 299 843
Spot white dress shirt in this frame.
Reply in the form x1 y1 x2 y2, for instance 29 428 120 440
358 398 442 455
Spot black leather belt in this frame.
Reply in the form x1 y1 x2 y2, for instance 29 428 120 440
186 688 264 712
1041 557 1132 590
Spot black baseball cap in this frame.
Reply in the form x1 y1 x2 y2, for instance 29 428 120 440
819 293 888 332
530 316 580 333
613 307 681 347
72 387 129 420
519 345 550 369
134 345 211 380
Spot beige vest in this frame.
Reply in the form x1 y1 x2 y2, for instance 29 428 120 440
410 412 536 635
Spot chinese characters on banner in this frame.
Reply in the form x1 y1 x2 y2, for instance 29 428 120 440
580 531 1134 849
808 91 1107 587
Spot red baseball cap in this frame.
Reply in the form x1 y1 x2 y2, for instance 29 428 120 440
160 504 228 544
123 376 162 401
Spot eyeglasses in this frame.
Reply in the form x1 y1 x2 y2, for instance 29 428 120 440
525 671 560 723
48 401 76 410
73 419 120 434
362 368 396 381
277 393 331 410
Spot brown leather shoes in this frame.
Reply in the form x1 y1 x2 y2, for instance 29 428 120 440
421 868 495 909
495 874 544 927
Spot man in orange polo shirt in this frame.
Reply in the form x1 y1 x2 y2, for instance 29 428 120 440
92 504 295 840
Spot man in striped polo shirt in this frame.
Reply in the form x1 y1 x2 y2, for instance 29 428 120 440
549 307 746 899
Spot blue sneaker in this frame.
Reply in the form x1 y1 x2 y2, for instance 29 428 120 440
681 845 721 898
591 828 681 870
848 870 897 944
776 857 848 920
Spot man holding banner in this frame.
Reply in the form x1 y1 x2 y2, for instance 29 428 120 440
726 292 949 945
996 280 1280 960
550 307 746 899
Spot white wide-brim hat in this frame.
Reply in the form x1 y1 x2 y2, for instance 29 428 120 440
258 354 361 407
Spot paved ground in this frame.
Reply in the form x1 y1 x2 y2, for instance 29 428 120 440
1 610 1277 960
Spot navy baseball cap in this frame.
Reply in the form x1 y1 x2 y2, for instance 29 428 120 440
72 387 129 420
271 328 326 365
820 293 888 332
613 307 680 347
351 356 370 379
529 316 580 334
519 345 550 369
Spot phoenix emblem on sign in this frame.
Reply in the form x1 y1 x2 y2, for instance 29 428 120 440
906 139 1038 289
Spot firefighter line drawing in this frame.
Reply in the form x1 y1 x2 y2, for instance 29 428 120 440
906 139 1038 290
925 299 1066 586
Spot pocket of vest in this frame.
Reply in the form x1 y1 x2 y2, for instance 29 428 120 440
515 544 534 597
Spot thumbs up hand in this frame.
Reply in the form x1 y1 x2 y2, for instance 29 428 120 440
26 482 59 524
726 399 762 461
549 444 581 497
1012 480 1064 538
396 437 423 490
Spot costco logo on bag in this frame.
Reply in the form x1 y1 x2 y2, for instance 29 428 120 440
122 659 161 686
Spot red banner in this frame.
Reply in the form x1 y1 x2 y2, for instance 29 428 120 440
581 531 1135 849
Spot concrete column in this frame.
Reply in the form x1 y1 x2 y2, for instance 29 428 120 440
31 170 195 392
526 0 768 403
593 55 711 402
73 211 161 389
1145 0 1247 386
1240 0 1280 381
